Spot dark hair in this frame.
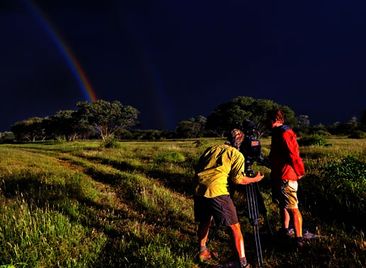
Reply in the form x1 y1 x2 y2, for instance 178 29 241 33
268 109 285 123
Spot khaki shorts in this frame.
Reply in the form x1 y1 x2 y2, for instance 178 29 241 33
273 180 298 209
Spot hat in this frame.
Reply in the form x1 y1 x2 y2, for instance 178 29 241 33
228 128 244 149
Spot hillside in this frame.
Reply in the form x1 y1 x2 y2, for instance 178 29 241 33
0 138 365 267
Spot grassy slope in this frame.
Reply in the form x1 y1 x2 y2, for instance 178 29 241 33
0 138 365 267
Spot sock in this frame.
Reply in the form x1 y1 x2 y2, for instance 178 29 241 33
239 257 248 267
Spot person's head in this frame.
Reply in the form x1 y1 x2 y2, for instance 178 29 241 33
227 128 244 149
267 109 285 128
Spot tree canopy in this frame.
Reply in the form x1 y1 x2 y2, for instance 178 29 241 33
175 115 207 138
11 117 45 142
76 100 139 140
206 96 296 136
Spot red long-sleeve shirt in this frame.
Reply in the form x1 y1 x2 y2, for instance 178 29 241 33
269 125 305 181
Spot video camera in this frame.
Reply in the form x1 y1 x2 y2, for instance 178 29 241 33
240 120 270 177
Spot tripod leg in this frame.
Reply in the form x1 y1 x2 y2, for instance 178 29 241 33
255 183 273 236
246 184 264 268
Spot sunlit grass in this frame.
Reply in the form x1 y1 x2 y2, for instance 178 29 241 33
0 136 365 267
0 198 106 267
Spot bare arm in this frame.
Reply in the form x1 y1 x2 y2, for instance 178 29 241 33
236 172 264 185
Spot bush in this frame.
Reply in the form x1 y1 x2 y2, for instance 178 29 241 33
321 156 366 226
303 156 366 230
298 134 327 146
115 129 134 140
348 130 366 139
323 155 366 183
312 129 332 136
193 139 208 148
100 136 120 148
0 132 15 143
154 151 186 164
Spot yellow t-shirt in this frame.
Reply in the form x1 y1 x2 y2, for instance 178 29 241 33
194 144 245 198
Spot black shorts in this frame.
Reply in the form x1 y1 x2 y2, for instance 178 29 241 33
194 195 239 226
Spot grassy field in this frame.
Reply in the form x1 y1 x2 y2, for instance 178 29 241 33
0 137 365 267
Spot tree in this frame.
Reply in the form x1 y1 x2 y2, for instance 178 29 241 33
76 100 139 140
0 132 15 143
176 115 207 138
295 114 311 135
45 110 86 141
297 115 310 129
206 96 296 136
11 117 46 142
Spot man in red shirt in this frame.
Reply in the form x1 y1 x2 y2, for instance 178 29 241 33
268 109 306 247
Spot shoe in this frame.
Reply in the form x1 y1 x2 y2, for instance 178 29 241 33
296 237 308 248
198 248 218 263
303 229 317 239
198 248 212 263
287 228 295 237
215 260 251 268
278 227 294 238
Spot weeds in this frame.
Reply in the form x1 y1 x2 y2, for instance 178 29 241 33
0 138 365 267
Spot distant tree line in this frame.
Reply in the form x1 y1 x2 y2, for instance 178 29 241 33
1 96 366 143
8 100 139 142
295 112 366 138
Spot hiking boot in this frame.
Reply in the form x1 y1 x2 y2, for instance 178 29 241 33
296 237 308 248
303 229 317 239
215 260 251 268
278 227 294 239
287 228 295 237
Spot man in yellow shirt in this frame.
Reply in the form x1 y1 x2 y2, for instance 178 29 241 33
194 129 264 268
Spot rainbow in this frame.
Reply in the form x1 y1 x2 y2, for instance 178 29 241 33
24 0 97 102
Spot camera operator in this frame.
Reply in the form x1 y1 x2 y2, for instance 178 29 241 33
194 129 264 268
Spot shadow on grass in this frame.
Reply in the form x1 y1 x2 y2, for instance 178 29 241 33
81 164 196 233
2 175 124 227
1 175 157 267
1 151 198 266
76 154 196 196
300 174 366 231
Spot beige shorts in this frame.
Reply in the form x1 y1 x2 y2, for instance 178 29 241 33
277 180 299 209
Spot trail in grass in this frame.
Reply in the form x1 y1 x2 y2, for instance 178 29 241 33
10 146 198 266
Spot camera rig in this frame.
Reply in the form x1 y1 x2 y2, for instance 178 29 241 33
239 120 271 268
240 119 270 177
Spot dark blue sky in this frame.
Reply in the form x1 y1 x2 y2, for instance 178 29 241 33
1 0 366 131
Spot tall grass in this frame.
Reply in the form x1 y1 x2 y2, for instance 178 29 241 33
0 199 106 267
1 137 365 267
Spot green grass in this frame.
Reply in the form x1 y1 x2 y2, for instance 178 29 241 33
0 137 365 267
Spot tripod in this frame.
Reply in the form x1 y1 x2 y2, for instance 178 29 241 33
245 182 264 268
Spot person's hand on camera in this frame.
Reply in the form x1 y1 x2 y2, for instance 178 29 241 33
239 171 264 185
253 171 264 183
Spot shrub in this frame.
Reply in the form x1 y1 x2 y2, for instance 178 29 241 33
312 129 332 136
100 136 120 148
298 134 327 146
348 130 366 139
193 139 208 148
320 156 366 227
302 156 366 231
323 155 366 183
115 129 134 140
154 151 186 164
0 132 15 144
